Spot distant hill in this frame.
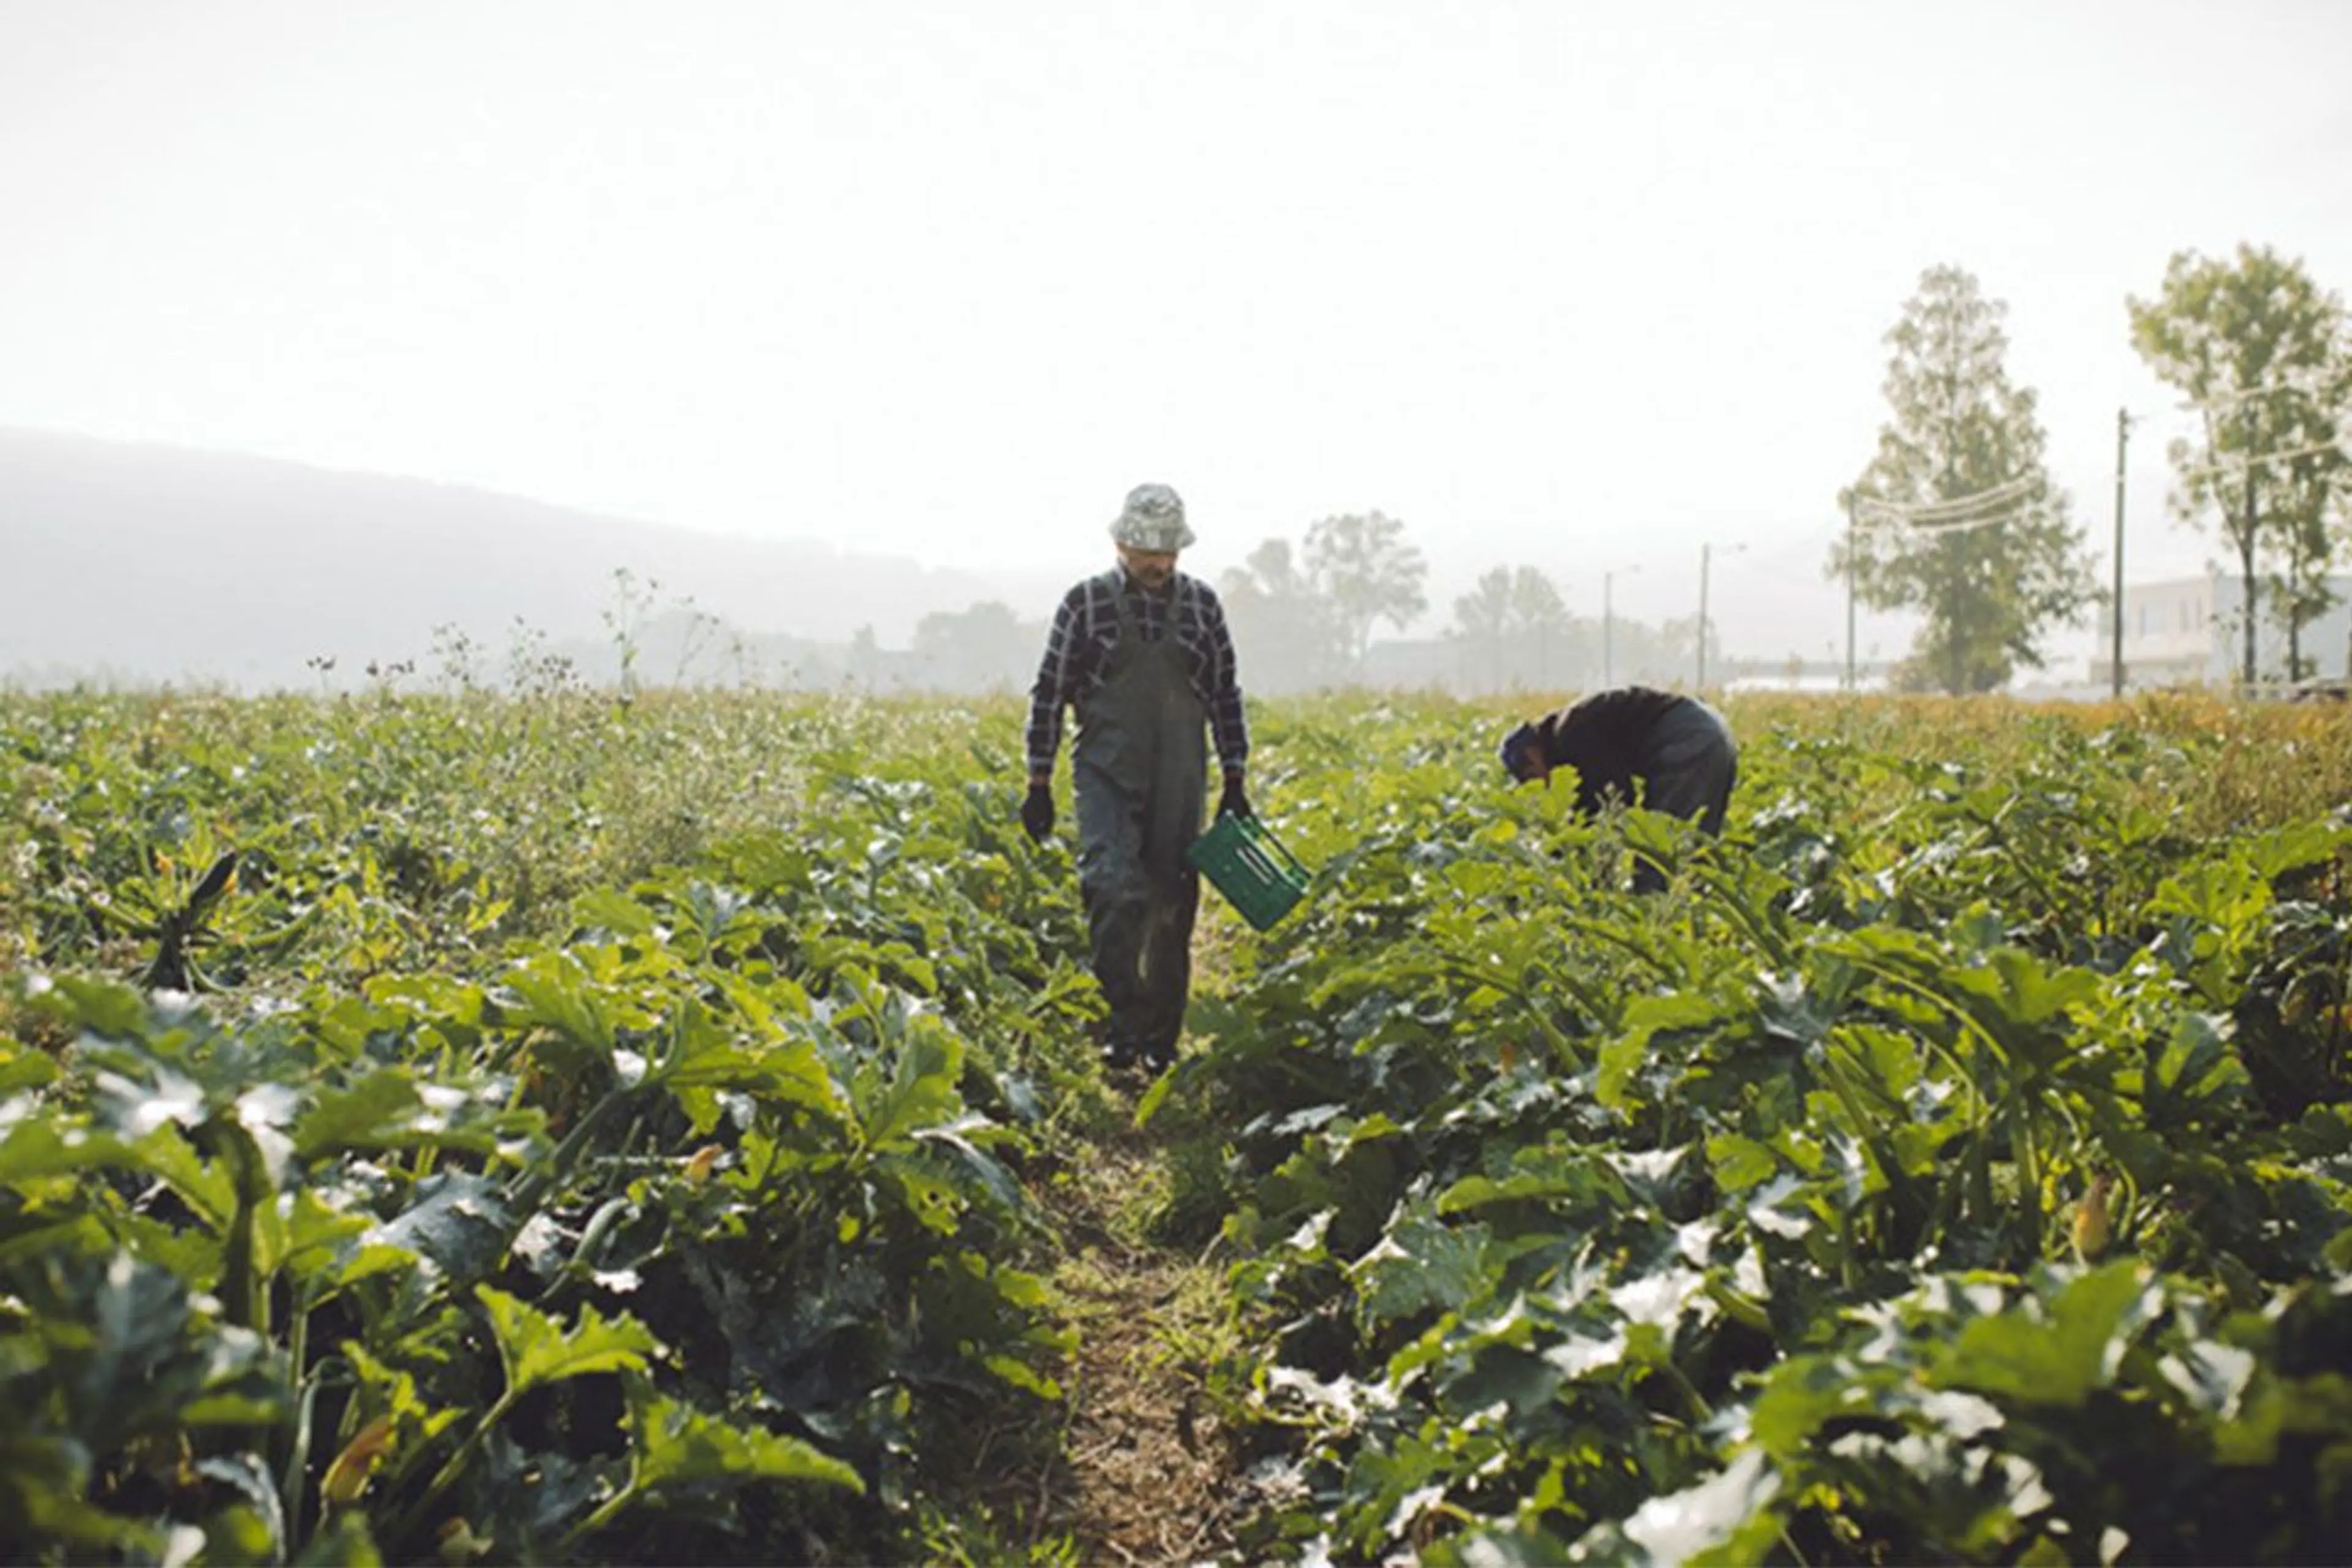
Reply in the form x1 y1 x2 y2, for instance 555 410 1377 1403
0 427 1052 690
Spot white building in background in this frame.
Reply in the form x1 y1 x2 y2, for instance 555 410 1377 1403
2094 570 2352 688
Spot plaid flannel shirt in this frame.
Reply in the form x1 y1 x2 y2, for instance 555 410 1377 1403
1026 568 1249 783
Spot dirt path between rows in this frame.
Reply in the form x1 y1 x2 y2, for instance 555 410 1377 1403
1020 1122 1245 1565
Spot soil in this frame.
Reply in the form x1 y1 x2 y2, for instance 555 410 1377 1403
1051 1140 1240 1564
971 1114 1246 1566
951 921 1261 1564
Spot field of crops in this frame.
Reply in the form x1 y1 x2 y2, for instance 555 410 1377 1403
4 687 2351 1565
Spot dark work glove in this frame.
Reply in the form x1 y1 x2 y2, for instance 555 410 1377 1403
1218 775 1251 820
1020 783 1055 844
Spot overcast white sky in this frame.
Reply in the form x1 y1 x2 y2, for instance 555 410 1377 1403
4 0 2349 663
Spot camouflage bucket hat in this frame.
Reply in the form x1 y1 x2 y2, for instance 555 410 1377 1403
1109 483 1195 552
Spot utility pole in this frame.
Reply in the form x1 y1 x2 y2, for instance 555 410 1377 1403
1697 544 1712 691
1602 564 1641 687
2111 407 2132 698
1843 497 1858 691
1696 541 1746 690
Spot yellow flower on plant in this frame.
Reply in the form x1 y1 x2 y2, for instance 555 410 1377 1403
322 1415 396 1507
2071 1171 2116 1262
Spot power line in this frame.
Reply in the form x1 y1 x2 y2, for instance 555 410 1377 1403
2175 436 2351 484
1856 499 2027 533
1853 475 2041 531
1852 473 2040 526
1856 503 2025 538
2177 374 2335 418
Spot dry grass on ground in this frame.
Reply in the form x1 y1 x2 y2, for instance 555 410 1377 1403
940 1114 1244 1567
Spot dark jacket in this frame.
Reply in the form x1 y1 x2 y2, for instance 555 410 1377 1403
1528 687 1702 818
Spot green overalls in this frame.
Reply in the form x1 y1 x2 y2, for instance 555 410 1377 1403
1072 581 1208 1066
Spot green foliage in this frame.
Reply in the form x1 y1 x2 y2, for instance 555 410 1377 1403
6 687 2352 1563
0 690 1101 1562
1830 264 2099 692
1182 694 2352 1563
1302 510 1431 676
1219 535 1349 694
2128 243 2352 684
909 600 1042 696
1450 565 1581 695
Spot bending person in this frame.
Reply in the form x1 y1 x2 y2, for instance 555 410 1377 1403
1499 687 1737 884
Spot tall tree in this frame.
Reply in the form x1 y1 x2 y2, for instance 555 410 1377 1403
1447 564 1570 692
1601 613 1700 690
911 600 1035 693
1828 265 2096 693
2128 245 2352 685
1509 566 1572 690
2269 460 2339 680
1303 511 1428 676
1219 537 1344 694
847 624 881 691
1450 567 1515 693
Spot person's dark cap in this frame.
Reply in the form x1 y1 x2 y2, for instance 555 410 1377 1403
1499 722 1541 780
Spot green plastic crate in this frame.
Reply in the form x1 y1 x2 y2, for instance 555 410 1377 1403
1188 812 1314 932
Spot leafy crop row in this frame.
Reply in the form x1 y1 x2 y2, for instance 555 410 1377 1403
7 688 2352 1563
1178 701 2352 1562
2 691 1111 1562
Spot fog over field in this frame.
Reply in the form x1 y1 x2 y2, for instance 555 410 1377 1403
0 426 1064 691
3 2 2348 694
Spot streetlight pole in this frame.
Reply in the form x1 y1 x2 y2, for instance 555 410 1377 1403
1697 541 1747 690
2111 407 2132 698
1844 497 1858 692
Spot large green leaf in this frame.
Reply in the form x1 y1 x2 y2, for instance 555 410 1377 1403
1350 1210 1491 1327
655 998 845 1118
370 1172 511 1282
292 1070 423 1158
255 1187 371 1285
0 1047 61 1095
2144 1011 2248 1123
0 1432 176 1555
1598 993 1736 1110
624 1373 863 1496
1749 1354 1915 1458
912 1115 1027 1215
477 1285 662 1398
854 1020 962 1148
1569 1450 1783 1567
194 1452 283 1564
1931 1262 2155 1408
0 1115 138 1188
500 951 619 1060
128 1126 238 1231
1937 949 2101 1068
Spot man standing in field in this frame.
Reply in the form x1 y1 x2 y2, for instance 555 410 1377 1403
1499 687 1737 886
1022 483 1251 1071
